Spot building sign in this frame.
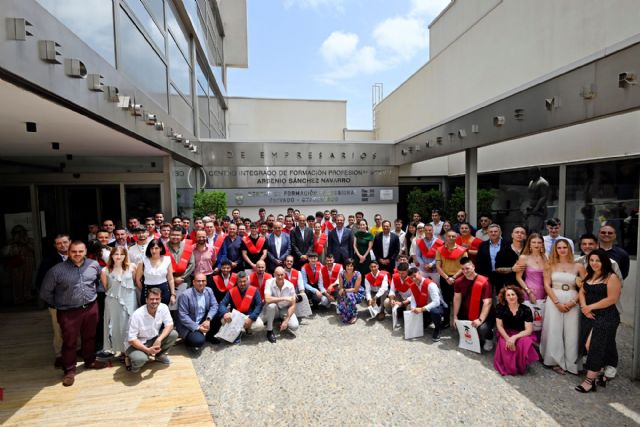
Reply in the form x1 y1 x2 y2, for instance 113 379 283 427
175 166 398 189
217 187 398 207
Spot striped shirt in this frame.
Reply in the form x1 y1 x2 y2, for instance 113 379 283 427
40 258 101 310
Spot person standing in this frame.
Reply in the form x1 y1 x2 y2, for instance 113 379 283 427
312 222 327 263
328 214 354 265
218 223 243 273
135 239 176 306
436 231 468 328
597 224 630 280
291 214 314 269
193 229 216 290
166 226 195 311
353 219 374 276
241 223 268 275
543 218 574 255
475 215 492 241
413 224 443 284
369 214 383 236
266 221 291 273
40 241 107 386
373 220 401 275
128 227 150 266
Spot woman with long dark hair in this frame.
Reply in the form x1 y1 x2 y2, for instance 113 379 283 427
135 239 175 306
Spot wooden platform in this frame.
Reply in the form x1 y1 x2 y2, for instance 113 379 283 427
0 309 213 426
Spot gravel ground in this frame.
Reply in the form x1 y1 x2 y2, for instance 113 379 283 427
190 305 640 426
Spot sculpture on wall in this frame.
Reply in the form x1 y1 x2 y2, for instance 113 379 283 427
523 167 549 233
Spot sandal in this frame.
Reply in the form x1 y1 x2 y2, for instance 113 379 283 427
596 372 609 387
552 366 566 375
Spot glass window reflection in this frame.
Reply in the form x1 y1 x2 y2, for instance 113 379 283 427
36 0 115 66
118 7 168 111
170 85 194 133
124 0 165 54
166 1 190 60
144 0 165 27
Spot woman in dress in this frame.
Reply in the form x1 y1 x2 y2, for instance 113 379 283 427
494 285 539 376
134 239 176 306
515 233 547 339
101 247 138 360
353 219 374 276
575 249 621 392
409 222 424 266
540 239 586 375
312 222 327 264
336 259 364 324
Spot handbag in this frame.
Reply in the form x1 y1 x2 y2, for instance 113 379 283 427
523 300 545 332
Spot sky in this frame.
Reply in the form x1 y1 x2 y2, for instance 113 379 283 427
226 0 451 130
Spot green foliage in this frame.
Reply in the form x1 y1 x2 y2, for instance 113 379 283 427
193 191 227 218
446 187 497 222
406 188 444 221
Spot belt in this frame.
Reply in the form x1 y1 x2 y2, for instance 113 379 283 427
61 300 96 311
551 283 576 291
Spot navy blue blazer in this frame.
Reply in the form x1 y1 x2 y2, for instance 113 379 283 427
176 287 218 338
266 232 291 272
328 227 354 265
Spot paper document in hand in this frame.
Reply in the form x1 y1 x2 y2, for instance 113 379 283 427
392 305 400 329
455 320 481 353
403 311 424 339
368 305 381 319
215 309 247 343
295 293 313 318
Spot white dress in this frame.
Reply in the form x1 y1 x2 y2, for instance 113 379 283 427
103 268 138 353
540 270 581 374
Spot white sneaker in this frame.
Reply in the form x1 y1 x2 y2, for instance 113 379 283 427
483 340 494 352
155 354 171 365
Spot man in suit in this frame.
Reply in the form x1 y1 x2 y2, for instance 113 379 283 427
475 223 502 289
266 221 291 273
108 227 131 249
290 213 313 269
372 220 400 274
328 214 354 265
176 273 219 349
35 234 70 368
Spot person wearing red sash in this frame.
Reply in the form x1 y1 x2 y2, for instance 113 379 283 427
383 262 414 323
283 255 304 293
364 261 389 320
301 252 331 308
408 268 446 341
241 223 268 274
456 223 482 264
320 210 335 235
436 230 469 329
312 222 328 263
413 224 444 284
189 218 204 242
166 226 195 311
249 260 272 301
453 257 495 351
211 271 264 344
321 253 343 296
211 260 237 302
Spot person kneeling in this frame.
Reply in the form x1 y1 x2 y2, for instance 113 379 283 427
126 287 178 373
493 285 539 376
263 267 299 343
409 269 446 342
176 273 219 350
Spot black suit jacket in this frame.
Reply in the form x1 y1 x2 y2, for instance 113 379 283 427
290 227 314 267
476 239 502 289
372 232 400 272
327 228 354 265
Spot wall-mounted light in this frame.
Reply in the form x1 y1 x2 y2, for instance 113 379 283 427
471 124 479 133
144 113 157 124
190 146 198 153
514 109 525 120
436 136 443 144
106 86 119 102
129 103 143 116
88 74 104 92
183 139 191 148
493 116 505 127
7 18 33 40
154 121 165 131
580 84 596 99
458 129 467 138
117 95 130 108
619 72 637 88
38 40 62 64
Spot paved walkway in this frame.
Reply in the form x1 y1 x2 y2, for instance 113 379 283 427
194 308 640 426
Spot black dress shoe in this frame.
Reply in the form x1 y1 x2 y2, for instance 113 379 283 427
266 331 277 344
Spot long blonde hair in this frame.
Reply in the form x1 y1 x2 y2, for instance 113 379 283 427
522 233 545 257
548 239 574 266
107 246 130 272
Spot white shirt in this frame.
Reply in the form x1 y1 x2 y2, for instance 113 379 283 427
336 227 344 242
382 233 391 258
430 221 443 237
142 256 171 285
274 233 282 257
364 272 389 301
128 242 148 266
127 303 173 345
543 235 575 255
264 278 296 309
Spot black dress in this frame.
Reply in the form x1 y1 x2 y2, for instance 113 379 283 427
579 279 620 371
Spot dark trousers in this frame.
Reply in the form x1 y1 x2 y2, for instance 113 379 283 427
424 305 444 338
439 277 454 326
184 315 218 348
142 282 170 305
57 301 99 373
95 292 105 351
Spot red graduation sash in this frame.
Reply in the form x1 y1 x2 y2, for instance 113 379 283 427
321 263 342 286
213 273 236 293
249 272 272 300
286 269 299 285
468 275 489 320
410 278 430 307
213 234 226 253
229 285 257 313
455 236 481 251
392 274 414 293
168 240 193 274
303 262 322 287
416 238 444 258
243 235 266 254
321 221 335 233
313 233 327 255
438 245 466 260
365 271 389 288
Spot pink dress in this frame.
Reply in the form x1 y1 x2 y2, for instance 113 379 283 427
494 304 539 376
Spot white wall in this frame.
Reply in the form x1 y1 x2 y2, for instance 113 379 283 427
344 129 375 141
375 0 640 141
227 204 397 224
227 97 347 140
218 0 248 68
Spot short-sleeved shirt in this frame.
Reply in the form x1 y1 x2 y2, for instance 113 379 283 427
495 304 532 332
127 303 173 344
435 246 468 276
264 278 296 309
454 275 492 320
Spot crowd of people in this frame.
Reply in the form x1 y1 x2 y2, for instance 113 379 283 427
38 207 629 393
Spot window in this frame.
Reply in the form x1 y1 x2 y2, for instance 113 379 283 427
123 0 165 53
168 33 192 96
170 85 194 133
566 159 638 256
